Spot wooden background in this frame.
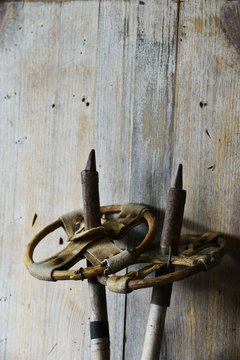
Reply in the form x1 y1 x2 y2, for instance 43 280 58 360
0 1 239 359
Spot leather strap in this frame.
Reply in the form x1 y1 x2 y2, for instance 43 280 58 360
97 233 226 293
27 204 152 281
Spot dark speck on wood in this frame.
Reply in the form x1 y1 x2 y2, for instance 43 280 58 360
200 101 207 108
205 129 211 138
32 213 38 226
208 164 216 171
15 136 27 145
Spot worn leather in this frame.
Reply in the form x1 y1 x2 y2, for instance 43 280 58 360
98 232 226 293
102 250 137 275
29 203 148 281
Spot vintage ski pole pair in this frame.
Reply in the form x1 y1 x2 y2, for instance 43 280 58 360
24 149 226 359
82 150 186 359
23 144 227 360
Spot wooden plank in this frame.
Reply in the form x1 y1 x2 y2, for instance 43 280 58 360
0 1 100 359
94 1 139 359
168 1 240 359
1 1 240 359
124 1 179 359
2 1 77 3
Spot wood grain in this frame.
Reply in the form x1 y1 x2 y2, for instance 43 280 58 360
169 1 240 359
94 2 139 359
0 0 240 360
0 1 99 359
124 1 179 359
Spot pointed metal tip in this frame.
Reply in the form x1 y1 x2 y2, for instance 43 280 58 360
173 164 183 189
85 149 96 172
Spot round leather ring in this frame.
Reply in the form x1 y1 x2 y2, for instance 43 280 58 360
24 205 157 281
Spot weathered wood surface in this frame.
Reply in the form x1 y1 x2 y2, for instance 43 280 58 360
169 1 240 359
0 1 239 360
0 2 98 359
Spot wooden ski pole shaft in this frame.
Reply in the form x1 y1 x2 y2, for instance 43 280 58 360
141 164 186 360
81 149 110 360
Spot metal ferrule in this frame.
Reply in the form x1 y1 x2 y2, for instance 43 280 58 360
81 170 101 229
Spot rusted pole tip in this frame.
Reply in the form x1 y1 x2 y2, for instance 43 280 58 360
173 164 183 189
85 149 96 172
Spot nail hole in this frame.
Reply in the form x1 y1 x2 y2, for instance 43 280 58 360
207 164 215 171
200 101 207 108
